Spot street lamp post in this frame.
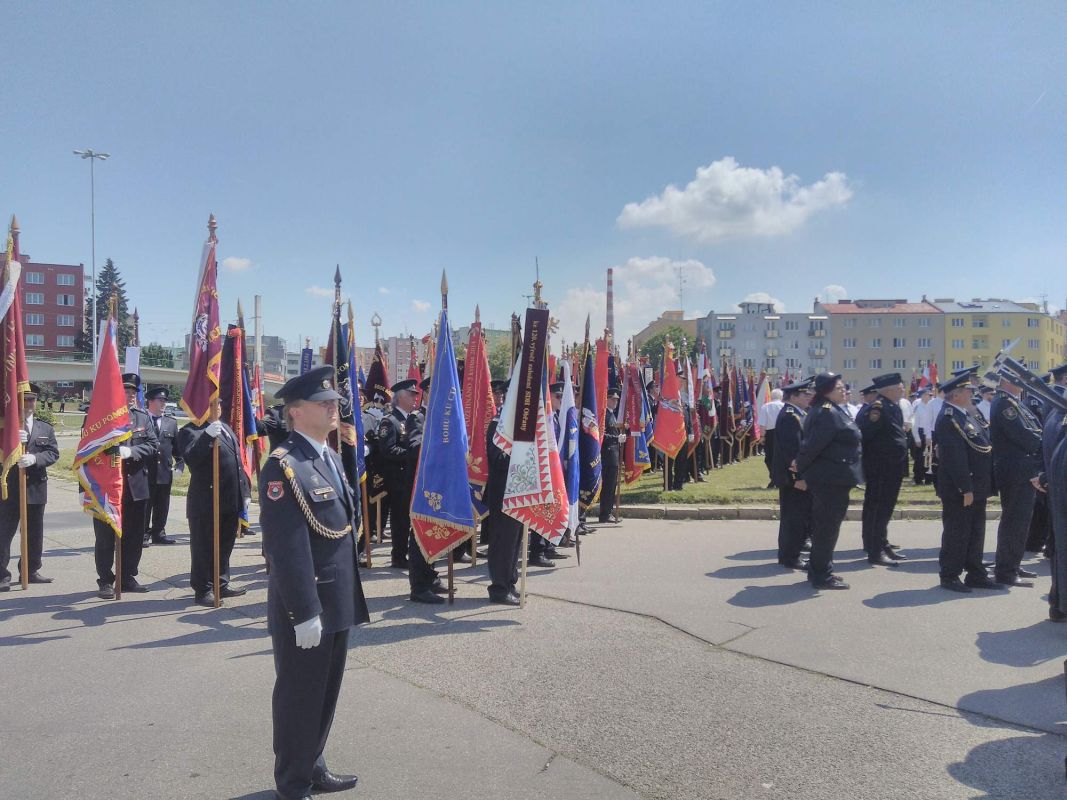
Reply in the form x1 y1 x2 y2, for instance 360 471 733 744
72 148 110 368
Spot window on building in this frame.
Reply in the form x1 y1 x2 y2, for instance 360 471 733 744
56 274 75 286
24 292 43 305
892 337 905 348
57 294 76 306
1029 339 1040 349
952 360 965 370
765 358 776 368
1002 339 1012 348
919 318 930 328
25 272 44 285
784 320 799 331
918 337 931 348
893 359 907 369
25 334 43 347
843 318 856 329
972 338 987 350
1028 318 1040 328
869 359 882 369
893 318 905 328
742 358 754 368
952 339 964 348
1002 318 1012 328
789 340 800 349
57 314 76 327
843 338 856 349
951 318 964 328
56 335 75 348
972 317 987 328
786 358 799 369
843 359 856 370
745 340 755 350
869 318 881 328
870 338 881 349
25 313 44 326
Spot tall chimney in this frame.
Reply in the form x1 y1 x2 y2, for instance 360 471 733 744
606 267 615 339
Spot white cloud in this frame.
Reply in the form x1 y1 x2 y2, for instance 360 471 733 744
820 284 848 303
738 292 786 312
222 256 252 272
378 287 391 295
305 285 333 297
555 256 715 346
617 156 853 243
411 299 431 312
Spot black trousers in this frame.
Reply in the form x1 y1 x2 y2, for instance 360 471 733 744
273 628 349 799
93 497 147 586
860 461 904 556
910 443 926 484
529 531 551 557
0 500 45 581
599 459 619 521
487 509 523 597
777 486 812 563
1026 491 1050 553
145 480 173 539
406 530 438 593
671 451 689 490
939 494 988 581
994 479 1036 582
806 482 851 584
763 430 776 484
388 482 411 562
188 511 238 594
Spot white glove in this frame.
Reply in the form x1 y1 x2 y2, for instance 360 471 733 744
618 432 628 441
18 453 36 468
174 462 185 474
243 498 251 516
205 421 223 438
19 430 28 444
119 446 133 459
294 615 323 649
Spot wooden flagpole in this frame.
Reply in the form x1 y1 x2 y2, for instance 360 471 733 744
519 523 530 608
211 399 221 608
17 390 28 589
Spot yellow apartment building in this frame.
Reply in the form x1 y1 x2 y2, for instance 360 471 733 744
932 298 1066 375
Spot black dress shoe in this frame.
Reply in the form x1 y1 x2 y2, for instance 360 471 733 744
557 534 575 548
528 556 555 568
867 553 899 567
311 768 359 793
800 540 812 553
476 548 489 559
220 585 247 598
992 575 1032 588
488 592 521 606
886 542 902 551
812 576 849 590
453 550 472 564
152 535 178 545
1017 568 1038 579
430 579 448 595
882 547 907 561
940 578 972 593
194 591 218 607
967 576 1010 590
546 548 569 560
0 577 10 592
390 558 409 569
577 523 593 534
142 536 151 547
778 558 808 570
121 579 151 593
410 589 445 604
28 572 54 584
97 583 115 600
1050 607 1067 623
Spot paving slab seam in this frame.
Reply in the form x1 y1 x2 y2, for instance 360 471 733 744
508 589 1067 741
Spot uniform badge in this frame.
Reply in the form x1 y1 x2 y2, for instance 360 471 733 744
1003 407 1017 420
267 481 284 501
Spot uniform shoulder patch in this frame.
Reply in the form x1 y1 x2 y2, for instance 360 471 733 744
1002 407 1018 420
266 481 284 501
269 446 290 459
871 399 883 409
822 402 832 409
868 406 882 421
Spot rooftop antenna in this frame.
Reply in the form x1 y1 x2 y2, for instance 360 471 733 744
676 264 687 317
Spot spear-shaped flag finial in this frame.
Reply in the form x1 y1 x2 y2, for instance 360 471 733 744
440 270 448 311
584 314 591 343
207 213 217 243
474 304 480 323
334 264 342 287
9 214 18 235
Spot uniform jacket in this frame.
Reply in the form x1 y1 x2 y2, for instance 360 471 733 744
178 420 251 517
990 390 1043 483
256 405 289 452
935 402 993 498
146 414 183 485
122 407 160 502
602 408 622 468
377 408 421 489
483 416 508 513
796 401 863 487
259 434 369 633
2 417 59 505
856 395 909 469
770 402 805 488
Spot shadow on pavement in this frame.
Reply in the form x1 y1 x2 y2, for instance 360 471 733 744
707 563 788 580
727 583 817 608
356 596 520 648
862 587 1002 609
723 549 778 562
948 732 1065 797
975 621 1067 668
228 790 277 800
117 610 270 650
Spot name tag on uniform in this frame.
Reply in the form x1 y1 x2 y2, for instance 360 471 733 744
312 486 335 498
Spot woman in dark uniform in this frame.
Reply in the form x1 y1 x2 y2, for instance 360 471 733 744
795 373 863 590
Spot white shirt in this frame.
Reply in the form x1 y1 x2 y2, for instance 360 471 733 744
845 403 862 420
899 397 913 426
977 399 991 421
757 400 784 431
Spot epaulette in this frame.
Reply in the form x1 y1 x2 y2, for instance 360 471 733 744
870 399 883 409
269 446 290 460
782 406 796 414
822 401 832 409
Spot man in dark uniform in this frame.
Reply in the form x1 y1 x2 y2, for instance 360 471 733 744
477 379 509 551
599 387 624 523
257 403 290 452
0 384 59 589
671 369 694 491
178 401 251 607
772 378 813 569
1040 364 1067 620
143 387 183 546
646 380 661 471
403 376 446 599
856 373 910 566
936 373 1004 592
485 380 522 605
377 379 421 570
990 374 1043 587
93 374 159 598
259 365 368 800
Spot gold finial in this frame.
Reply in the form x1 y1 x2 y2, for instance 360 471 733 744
207 213 217 242
9 215 19 235
371 312 382 344
584 314 590 343
441 270 448 311
474 304 480 324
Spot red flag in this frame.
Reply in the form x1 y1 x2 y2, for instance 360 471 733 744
652 342 687 459
462 318 495 513
0 220 29 499
73 316 131 536
594 338 609 442
406 342 423 406
180 221 222 424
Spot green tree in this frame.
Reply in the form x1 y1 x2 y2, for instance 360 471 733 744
140 343 174 368
638 326 694 364
487 337 513 380
75 258 134 354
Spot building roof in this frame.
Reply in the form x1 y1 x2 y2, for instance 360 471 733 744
932 299 1038 314
819 300 940 314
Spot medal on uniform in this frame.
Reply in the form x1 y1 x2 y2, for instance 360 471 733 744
267 481 284 501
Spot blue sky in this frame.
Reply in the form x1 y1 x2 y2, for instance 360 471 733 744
3 1 1064 352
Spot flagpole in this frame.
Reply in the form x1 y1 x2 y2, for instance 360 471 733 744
519 523 530 609
18 390 28 590
209 217 221 609
439 271 456 605
350 301 373 570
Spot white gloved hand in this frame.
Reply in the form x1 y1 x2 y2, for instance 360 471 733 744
19 430 28 444
18 453 36 468
119 445 133 459
244 498 251 516
206 421 223 438
293 615 323 649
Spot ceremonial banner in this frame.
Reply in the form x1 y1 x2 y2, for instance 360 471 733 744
300 346 313 375
124 346 145 409
406 342 423 407
325 304 359 490
180 231 222 425
462 319 494 518
557 360 580 531
652 342 687 459
578 345 603 509
0 225 29 499
495 309 568 541
365 341 391 407
410 308 478 561
594 338 609 443
342 314 367 484
623 363 652 484
73 317 131 536
685 352 700 457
